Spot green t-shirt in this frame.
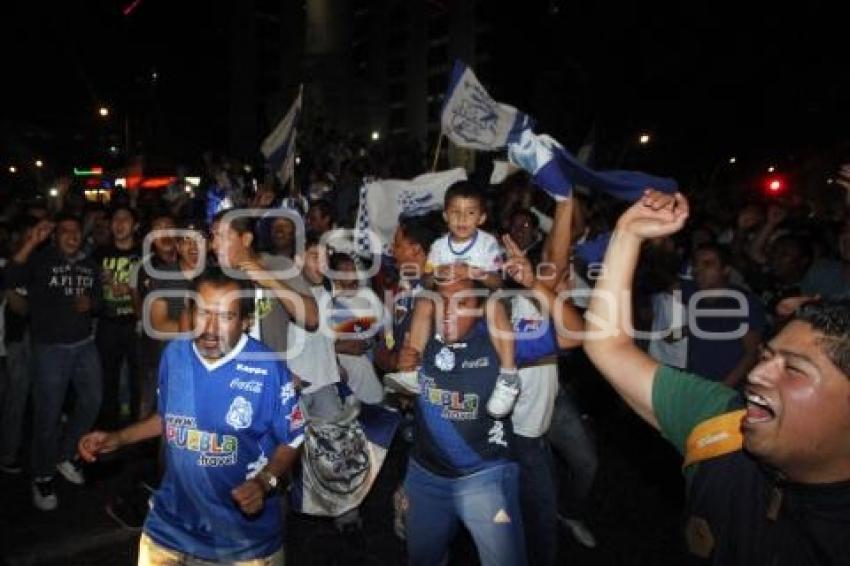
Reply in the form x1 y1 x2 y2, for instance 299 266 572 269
651 365 738 462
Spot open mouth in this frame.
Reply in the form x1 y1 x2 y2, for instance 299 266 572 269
198 335 221 350
745 390 776 424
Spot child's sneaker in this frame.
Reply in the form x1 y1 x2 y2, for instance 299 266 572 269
486 369 521 418
384 370 421 395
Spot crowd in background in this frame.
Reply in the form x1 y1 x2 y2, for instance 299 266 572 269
1 137 849 565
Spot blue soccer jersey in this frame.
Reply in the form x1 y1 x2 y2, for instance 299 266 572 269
144 335 304 562
412 316 561 478
413 320 513 477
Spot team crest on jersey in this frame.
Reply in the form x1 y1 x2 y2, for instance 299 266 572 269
435 346 456 371
226 396 253 430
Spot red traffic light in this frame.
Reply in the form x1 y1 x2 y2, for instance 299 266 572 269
764 175 786 196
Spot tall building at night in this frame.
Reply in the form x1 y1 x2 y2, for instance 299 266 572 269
225 0 305 161
301 0 497 152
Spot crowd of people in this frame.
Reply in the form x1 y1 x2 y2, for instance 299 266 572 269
0 150 849 566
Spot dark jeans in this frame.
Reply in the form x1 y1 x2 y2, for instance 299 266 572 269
31 337 102 478
96 318 140 430
0 339 30 464
137 335 165 420
514 434 558 566
548 385 598 519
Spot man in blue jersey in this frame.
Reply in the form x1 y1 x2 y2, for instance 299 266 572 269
397 275 529 566
78 266 304 565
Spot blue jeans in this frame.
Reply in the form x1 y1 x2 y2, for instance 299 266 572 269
405 459 527 566
513 435 557 566
547 385 598 519
31 338 102 478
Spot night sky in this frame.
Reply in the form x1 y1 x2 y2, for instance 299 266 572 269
3 0 848 185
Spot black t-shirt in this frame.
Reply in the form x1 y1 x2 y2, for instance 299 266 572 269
4 247 100 345
93 244 141 320
653 366 850 565
686 450 850 565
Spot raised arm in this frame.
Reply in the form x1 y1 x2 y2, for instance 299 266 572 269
238 259 319 331
541 197 574 290
582 190 689 429
503 195 583 349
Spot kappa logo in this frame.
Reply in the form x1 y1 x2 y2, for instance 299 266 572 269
236 363 268 376
225 396 253 430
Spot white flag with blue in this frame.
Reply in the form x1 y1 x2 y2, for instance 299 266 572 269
261 85 302 185
507 129 678 201
441 60 678 201
441 60 533 151
290 398 401 518
354 168 467 256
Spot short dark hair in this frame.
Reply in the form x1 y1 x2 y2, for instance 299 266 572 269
309 200 335 223
53 212 82 228
398 211 445 254
212 208 256 236
189 266 255 319
443 180 485 210
794 300 850 377
509 207 540 229
109 204 138 223
329 250 357 272
770 233 813 262
304 231 323 251
694 242 731 267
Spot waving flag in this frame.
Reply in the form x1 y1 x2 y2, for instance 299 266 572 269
441 60 533 151
354 168 467 256
507 129 678 202
440 60 678 202
261 85 302 185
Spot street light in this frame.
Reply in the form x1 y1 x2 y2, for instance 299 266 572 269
8 165 16 174
767 166 775 173
639 133 651 145
98 106 110 118
729 157 737 164
49 187 59 198
35 159 44 168
371 130 380 141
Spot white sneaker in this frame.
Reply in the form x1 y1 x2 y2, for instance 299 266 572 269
560 516 597 548
486 370 520 418
384 370 420 395
32 479 58 511
56 459 85 485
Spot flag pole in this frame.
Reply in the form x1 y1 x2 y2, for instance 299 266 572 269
431 133 444 172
